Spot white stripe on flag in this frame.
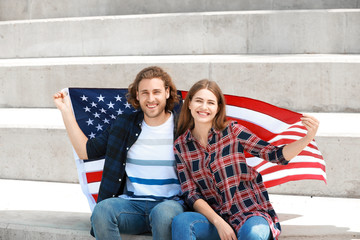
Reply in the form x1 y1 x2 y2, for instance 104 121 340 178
226 105 292 133
261 168 327 182
88 181 101 195
84 159 105 173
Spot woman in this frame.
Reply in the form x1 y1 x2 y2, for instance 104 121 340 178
172 80 319 240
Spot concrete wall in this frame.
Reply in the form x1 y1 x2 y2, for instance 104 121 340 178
1 0 359 20
1 55 359 112
1 10 359 58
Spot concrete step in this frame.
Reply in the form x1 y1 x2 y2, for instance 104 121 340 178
0 179 150 240
1 54 359 112
0 179 359 240
1 109 359 198
1 10 359 58
1 0 360 21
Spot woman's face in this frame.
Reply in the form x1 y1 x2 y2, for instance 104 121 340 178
189 88 218 126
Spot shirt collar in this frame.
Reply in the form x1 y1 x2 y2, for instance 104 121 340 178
184 126 220 143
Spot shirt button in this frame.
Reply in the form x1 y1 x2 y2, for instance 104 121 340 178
119 179 122 182
123 163 126 166
112 195 115 197
126 147 129 150
135 133 138 136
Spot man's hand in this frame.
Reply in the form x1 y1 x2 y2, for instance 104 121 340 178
52 89 89 159
53 90 71 112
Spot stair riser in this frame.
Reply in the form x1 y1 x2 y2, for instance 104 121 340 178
1 127 359 198
1 11 359 57
1 59 359 112
1 0 359 20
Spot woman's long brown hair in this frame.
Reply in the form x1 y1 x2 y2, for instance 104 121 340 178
176 79 228 138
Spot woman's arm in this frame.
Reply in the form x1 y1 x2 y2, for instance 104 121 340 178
282 114 319 161
193 199 237 240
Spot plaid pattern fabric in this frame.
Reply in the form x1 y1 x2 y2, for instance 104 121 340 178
174 121 288 239
86 110 144 203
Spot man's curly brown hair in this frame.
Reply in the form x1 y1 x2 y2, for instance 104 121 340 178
127 66 179 112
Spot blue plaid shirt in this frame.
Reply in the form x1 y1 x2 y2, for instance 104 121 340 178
86 110 144 203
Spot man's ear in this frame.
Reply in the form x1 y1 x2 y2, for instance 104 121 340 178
166 88 170 99
136 91 139 101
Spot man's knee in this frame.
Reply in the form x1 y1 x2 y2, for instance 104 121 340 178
91 199 116 226
149 200 184 229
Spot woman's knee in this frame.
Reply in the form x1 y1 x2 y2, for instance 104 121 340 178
238 216 271 240
172 212 196 229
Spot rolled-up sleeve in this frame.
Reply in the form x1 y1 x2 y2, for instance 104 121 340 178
233 122 288 165
86 127 110 159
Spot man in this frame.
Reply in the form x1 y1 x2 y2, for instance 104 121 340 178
53 66 185 239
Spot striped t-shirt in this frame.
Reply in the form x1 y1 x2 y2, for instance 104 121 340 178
120 113 181 201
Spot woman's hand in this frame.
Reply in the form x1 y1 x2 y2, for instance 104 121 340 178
213 217 237 240
301 114 320 141
283 114 320 161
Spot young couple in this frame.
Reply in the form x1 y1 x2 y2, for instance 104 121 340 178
54 66 319 240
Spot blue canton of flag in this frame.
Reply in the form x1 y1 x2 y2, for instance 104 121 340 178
68 88 136 139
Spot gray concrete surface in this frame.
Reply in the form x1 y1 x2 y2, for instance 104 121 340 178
1 109 359 198
1 54 359 112
0 10 359 58
1 0 359 20
0 179 359 240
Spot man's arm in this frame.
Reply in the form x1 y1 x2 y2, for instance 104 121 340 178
53 91 88 159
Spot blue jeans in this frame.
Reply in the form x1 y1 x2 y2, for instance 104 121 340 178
172 212 271 240
91 197 184 240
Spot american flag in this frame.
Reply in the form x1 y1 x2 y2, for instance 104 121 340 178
68 88 326 211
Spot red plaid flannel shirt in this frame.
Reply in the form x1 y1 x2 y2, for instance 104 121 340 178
174 121 289 239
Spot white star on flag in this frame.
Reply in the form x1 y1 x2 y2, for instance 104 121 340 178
107 102 115 109
84 106 91 112
115 95 122 102
97 95 105 102
81 95 88 101
96 124 103 131
89 132 96 139
124 102 131 108
86 119 94 126
117 109 123 115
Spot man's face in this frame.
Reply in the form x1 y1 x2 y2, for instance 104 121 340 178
136 78 170 125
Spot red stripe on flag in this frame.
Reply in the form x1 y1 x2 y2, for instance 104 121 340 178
92 194 98 202
264 174 327 188
227 117 276 141
86 171 103 183
181 91 187 99
224 95 302 124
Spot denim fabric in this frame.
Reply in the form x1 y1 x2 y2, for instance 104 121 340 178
91 198 184 240
172 212 271 240
237 216 271 240
172 212 220 240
